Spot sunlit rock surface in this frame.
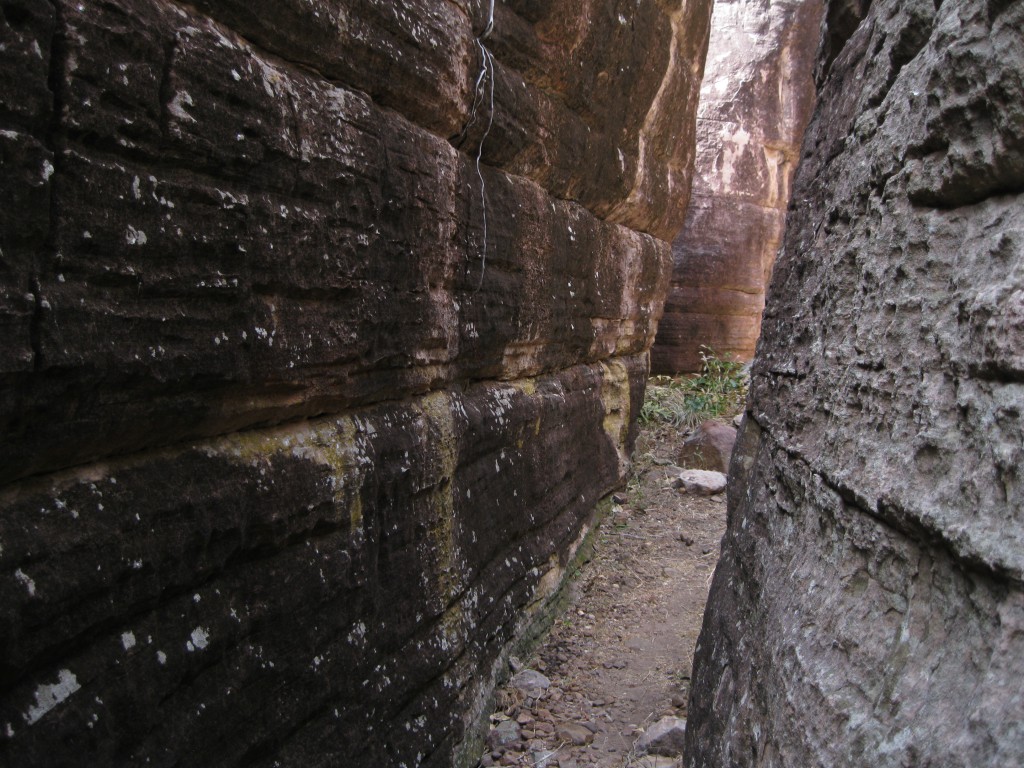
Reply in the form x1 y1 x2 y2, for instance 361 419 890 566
652 0 822 373
688 0 1024 765
0 0 712 765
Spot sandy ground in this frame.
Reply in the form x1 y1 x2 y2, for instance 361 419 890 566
476 422 729 768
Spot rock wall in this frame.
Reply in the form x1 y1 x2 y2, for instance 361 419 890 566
0 1 712 765
652 0 822 373
687 0 1024 765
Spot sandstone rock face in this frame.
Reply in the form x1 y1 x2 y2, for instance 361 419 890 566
0 1 712 766
652 0 823 373
687 1 1024 766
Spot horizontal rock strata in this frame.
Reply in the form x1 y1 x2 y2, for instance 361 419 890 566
1 359 643 765
652 0 822 373
687 0 1024 765
0 0 712 765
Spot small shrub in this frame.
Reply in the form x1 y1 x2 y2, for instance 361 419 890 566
639 347 748 430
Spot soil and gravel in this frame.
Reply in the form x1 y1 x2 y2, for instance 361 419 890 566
476 421 730 768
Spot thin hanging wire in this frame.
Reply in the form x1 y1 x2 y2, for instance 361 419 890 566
461 0 495 292
474 42 495 292
482 0 495 38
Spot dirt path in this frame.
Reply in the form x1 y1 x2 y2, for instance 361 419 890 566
476 424 728 768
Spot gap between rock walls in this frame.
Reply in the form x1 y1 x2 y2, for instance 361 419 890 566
8 0 985 766
470 411 737 768
463 0 828 761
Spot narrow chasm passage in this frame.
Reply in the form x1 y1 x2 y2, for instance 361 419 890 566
475 377 743 768
474 0 825 761
651 0 824 375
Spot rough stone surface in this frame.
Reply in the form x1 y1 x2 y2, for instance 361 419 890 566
0 0 713 766
557 722 594 746
510 669 551 699
688 1 1024 766
638 716 688 757
675 470 728 496
677 420 737 472
652 0 823 373
0 0 709 486
487 720 521 750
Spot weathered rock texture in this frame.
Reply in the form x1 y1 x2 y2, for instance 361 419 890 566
676 419 737 473
687 0 1024 765
0 1 712 765
652 0 822 373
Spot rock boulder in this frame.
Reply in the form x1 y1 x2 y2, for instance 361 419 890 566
687 0 1024 766
677 420 737 473
638 716 688 757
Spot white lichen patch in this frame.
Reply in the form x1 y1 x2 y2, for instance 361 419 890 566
186 626 210 652
347 621 367 648
121 631 136 651
23 669 81 725
599 360 632 476
715 124 751 191
14 569 36 597
125 226 147 246
167 90 197 123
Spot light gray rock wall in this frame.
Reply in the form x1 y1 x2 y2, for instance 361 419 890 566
687 0 1024 765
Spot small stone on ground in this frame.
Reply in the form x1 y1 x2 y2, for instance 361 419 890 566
486 719 520 750
674 469 727 496
510 669 551 698
636 716 687 757
558 722 595 746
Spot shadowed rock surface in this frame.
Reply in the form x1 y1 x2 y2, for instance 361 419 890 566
687 0 1024 765
0 1 713 765
652 0 823 373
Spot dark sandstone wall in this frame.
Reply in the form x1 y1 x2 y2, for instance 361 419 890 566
687 0 1024 765
652 0 822 373
0 1 712 765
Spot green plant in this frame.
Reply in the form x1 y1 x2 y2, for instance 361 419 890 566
639 347 748 430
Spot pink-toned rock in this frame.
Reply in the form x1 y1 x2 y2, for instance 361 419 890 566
557 722 595 746
652 0 823 373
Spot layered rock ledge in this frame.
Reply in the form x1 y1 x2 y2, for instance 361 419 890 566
0 1 712 765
